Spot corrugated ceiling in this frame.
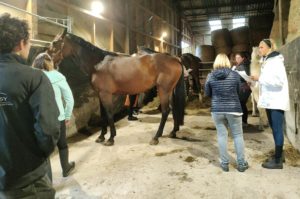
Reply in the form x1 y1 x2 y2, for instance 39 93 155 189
178 0 275 35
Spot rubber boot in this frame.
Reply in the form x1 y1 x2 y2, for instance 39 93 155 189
262 146 283 169
59 149 75 177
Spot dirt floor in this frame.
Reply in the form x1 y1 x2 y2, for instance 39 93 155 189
51 100 300 199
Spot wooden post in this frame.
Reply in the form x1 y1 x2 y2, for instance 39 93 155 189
125 1 130 54
110 24 114 51
92 18 96 44
26 0 37 39
278 0 284 45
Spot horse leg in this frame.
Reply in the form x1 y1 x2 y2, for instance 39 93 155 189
128 94 138 121
99 92 116 146
251 94 257 116
95 100 108 143
150 89 170 145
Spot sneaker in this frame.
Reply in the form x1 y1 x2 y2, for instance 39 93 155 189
220 162 229 172
237 161 249 172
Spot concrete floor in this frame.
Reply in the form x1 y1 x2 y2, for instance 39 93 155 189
51 110 300 199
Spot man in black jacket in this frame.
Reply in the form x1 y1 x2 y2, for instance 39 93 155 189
0 13 60 198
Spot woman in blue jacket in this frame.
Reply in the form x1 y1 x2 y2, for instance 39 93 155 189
33 53 75 177
205 53 248 172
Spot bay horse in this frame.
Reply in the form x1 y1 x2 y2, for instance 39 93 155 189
180 53 202 101
50 31 185 146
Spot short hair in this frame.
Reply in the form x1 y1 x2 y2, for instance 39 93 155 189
32 53 54 71
0 13 29 54
235 51 248 59
213 53 231 69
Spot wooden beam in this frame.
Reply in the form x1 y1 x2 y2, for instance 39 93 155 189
182 1 273 11
278 0 284 45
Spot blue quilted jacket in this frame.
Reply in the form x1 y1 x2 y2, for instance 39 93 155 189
205 68 242 113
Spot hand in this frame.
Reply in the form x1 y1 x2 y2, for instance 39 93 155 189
65 120 70 126
250 75 259 81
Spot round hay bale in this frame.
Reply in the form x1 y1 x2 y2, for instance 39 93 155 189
211 28 232 47
215 46 232 56
232 44 251 53
250 29 271 46
230 26 250 45
199 45 215 62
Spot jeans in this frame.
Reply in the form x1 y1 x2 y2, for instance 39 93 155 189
266 109 285 146
211 113 246 165
0 174 55 199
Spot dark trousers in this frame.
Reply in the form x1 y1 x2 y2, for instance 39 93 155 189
266 109 285 146
57 121 67 150
0 174 55 199
239 85 251 124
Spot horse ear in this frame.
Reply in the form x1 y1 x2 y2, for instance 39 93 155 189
53 28 67 41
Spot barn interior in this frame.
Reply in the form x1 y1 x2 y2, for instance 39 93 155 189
1 0 300 198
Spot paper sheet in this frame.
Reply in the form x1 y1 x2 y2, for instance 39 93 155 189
236 71 257 86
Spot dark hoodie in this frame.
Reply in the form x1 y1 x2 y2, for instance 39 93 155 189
0 53 60 190
205 68 242 113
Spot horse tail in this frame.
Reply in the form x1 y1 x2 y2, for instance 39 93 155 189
172 65 186 125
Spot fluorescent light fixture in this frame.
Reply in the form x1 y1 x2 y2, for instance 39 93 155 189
91 1 104 16
209 20 222 31
232 18 245 28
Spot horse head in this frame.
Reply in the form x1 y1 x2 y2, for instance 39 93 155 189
47 28 67 68
251 46 260 63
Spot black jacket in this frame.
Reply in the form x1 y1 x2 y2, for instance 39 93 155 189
205 68 242 113
0 53 60 190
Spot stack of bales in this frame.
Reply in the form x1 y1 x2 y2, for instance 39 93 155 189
211 28 232 56
230 26 251 54
199 45 215 62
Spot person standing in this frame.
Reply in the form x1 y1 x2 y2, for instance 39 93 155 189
251 39 289 169
234 52 252 127
0 13 60 198
205 53 248 172
33 53 75 177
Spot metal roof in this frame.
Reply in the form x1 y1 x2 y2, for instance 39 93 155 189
178 0 274 35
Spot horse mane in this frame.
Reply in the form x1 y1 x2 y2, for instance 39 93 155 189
250 47 261 76
66 33 117 59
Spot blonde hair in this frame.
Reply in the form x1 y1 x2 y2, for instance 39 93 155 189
213 53 231 69
32 52 54 71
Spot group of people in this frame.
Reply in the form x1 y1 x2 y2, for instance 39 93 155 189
205 39 290 172
1 14 75 198
0 13 291 198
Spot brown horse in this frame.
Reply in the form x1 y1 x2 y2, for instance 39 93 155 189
50 31 185 146
181 53 202 100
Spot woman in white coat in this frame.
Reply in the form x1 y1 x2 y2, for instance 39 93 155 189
251 39 290 169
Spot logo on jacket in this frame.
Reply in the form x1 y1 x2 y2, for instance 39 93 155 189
0 92 13 106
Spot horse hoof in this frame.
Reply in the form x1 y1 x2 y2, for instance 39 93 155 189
104 140 114 146
149 139 159 145
128 116 138 121
95 137 105 143
168 133 177 139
